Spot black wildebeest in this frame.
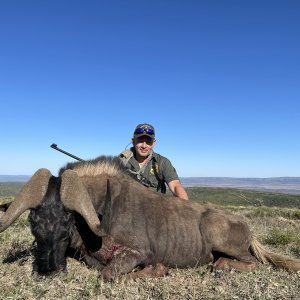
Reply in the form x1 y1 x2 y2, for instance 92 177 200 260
0 156 299 280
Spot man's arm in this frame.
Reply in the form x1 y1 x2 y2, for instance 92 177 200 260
168 180 189 200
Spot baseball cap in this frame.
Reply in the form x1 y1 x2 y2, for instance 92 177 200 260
133 123 155 139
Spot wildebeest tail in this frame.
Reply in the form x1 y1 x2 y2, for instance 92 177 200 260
250 238 300 271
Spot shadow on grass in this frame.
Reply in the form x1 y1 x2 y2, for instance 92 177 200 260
2 244 33 265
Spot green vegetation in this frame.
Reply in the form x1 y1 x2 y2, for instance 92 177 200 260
186 186 300 208
1 182 300 208
0 182 300 210
264 229 300 247
0 182 25 197
243 206 300 220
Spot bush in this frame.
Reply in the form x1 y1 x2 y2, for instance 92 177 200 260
264 229 300 246
293 210 300 220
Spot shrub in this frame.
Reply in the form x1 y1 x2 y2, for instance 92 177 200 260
264 229 299 246
293 210 300 220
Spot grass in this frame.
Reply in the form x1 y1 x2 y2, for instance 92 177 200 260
1 187 300 299
264 228 300 246
187 186 300 208
0 182 25 196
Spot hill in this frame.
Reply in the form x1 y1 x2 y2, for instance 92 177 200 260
187 186 300 208
0 182 25 196
2 175 300 194
181 177 300 195
0 175 30 182
1 181 300 208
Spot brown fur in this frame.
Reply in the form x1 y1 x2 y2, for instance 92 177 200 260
63 157 300 279
2 156 300 280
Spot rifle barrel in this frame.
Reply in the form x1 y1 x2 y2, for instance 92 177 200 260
50 143 84 162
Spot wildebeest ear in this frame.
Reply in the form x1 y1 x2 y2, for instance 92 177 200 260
60 169 105 237
0 168 52 232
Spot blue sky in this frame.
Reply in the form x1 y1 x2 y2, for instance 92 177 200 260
1 1 299 177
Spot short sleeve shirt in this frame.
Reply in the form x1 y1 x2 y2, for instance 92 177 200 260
119 149 179 192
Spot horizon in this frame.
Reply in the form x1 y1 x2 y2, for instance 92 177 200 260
1 174 300 180
2 174 300 195
1 1 299 177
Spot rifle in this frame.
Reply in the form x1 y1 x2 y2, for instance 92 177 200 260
50 143 84 162
50 144 163 191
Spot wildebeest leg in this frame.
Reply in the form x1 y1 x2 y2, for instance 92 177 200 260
100 252 146 282
213 256 257 272
67 245 105 271
203 213 258 272
211 241 259 272
125 263 169 280
83 254 106 271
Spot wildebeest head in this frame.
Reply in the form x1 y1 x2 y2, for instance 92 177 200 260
29 175 73 275
0 168 104 276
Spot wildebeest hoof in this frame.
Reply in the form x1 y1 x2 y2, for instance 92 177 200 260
152 263 169 277
101 270 115 282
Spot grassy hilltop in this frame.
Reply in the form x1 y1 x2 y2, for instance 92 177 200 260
0 182 25 197
0 183 299 299
187 186 300 208
2 182 300 208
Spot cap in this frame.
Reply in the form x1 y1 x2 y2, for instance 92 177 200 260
133 123 155 139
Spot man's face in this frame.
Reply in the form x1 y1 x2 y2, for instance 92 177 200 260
133 136 156 158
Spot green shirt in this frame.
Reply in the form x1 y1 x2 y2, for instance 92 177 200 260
119 148 179 193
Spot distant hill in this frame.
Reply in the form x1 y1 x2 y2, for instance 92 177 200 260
180 177 300 195
0 175 30 182
1 175 300 195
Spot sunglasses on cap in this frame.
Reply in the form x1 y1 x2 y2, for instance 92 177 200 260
134 127 155 135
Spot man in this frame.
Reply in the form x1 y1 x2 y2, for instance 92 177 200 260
119 123 189 200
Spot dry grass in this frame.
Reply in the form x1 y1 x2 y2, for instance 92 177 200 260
1 204 300 299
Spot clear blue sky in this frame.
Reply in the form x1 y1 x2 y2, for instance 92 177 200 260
1 1 299 177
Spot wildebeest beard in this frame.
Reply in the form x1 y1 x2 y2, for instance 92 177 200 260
29 176 74 275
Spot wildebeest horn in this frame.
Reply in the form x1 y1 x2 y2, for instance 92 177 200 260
60 169 104 237
0 168 52 232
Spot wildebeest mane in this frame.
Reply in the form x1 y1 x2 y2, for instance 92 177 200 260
59 155 128 178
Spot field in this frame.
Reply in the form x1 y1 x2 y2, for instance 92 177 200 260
0 185 300 299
